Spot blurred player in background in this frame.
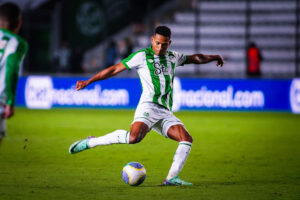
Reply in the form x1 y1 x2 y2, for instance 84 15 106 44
70 26 224 186
0 3 28 143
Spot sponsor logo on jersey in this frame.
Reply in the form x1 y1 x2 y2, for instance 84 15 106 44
153 62 169 75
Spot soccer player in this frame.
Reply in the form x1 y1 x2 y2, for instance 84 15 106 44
69 26 224 186
0 3 28 144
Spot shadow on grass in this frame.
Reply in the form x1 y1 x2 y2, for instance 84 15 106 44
139 179 290 188
193 179 289 186
139 185 193 188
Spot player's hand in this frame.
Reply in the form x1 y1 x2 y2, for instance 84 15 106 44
4 104 14 119
76 80 88 91
215 55 224 67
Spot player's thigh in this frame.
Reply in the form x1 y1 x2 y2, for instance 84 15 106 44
167 124 193 143
129 121 149 143
152 114 184 138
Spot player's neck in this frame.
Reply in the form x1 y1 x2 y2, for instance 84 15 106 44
150 46 167 57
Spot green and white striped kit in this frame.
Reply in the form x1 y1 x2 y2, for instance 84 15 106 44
122 46 186 110
0 28 28 108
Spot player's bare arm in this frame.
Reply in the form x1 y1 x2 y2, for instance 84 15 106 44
76 62 127 91
185 54 224 67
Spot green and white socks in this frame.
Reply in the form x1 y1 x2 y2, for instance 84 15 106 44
88 129 130 147
166 141 192 180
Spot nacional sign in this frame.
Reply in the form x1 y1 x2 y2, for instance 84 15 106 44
14 76 296 113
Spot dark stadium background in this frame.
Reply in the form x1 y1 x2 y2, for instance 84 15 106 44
3 0 299 78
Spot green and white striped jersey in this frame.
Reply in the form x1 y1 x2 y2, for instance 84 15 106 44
121 46 186 111
0 28 28 107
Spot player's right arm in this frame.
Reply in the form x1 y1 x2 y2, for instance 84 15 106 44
76 62 127 91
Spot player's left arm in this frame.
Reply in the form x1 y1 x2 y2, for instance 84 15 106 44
4 41 28 118
185 54 224 67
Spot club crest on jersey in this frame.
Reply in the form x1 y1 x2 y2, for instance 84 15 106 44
153 62 168 75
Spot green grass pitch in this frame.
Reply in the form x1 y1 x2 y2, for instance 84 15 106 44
0 108 299 200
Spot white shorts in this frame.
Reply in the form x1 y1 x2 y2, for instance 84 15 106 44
132 102 184 138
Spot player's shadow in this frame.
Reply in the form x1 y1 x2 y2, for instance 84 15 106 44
139 185 191 188
140 179 288 188
192 179 289 187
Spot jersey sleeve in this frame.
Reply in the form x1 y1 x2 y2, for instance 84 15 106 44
121 51 144 70
172 51 187 67
5 40 28 106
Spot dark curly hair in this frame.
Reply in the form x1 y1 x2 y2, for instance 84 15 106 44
155 26 171 38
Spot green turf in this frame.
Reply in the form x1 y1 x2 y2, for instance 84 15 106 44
0 108 299 200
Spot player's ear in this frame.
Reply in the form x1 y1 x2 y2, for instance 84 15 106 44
151 36 157 46
169 39 172 45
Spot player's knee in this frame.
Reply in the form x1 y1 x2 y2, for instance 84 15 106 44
182 134 193 143
129 122 148 144
129 130 145 144
187 134 193 143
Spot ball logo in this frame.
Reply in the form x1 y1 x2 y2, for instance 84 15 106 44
290 79 300 114
25 76 53 109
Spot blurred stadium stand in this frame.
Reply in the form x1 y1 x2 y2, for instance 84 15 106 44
136 0 300 77
2 0 299 78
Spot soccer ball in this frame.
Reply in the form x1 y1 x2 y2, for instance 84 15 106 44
122 162 146 186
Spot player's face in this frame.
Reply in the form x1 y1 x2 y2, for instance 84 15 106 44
151 34 171 56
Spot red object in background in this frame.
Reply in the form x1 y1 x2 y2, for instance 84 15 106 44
247 43 262 76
